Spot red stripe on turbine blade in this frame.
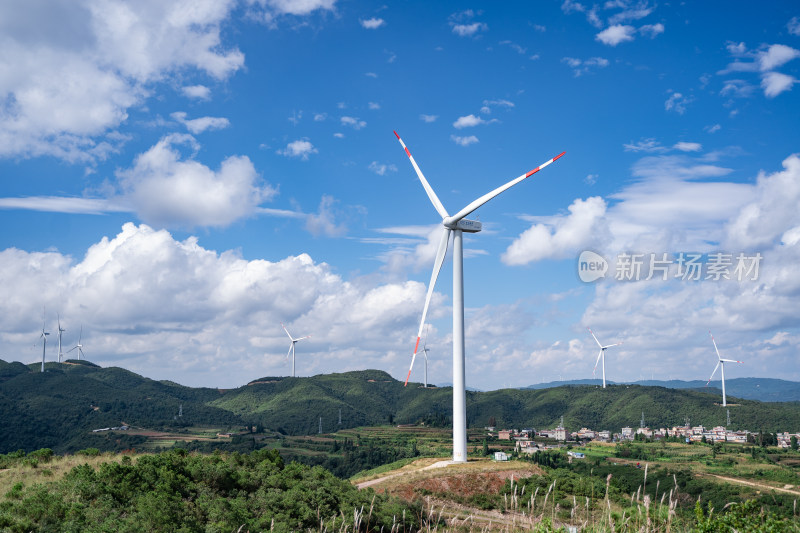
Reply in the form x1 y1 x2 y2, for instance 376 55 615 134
404 369 412 386
405 147 411 158
525 166 541 178
394 130 400 140
414 336 421 354
553 151 566 161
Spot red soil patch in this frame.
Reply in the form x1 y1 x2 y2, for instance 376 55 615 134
390 466 544 501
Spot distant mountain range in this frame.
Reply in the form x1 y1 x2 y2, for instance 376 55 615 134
2 359 799 455
522 378 800 403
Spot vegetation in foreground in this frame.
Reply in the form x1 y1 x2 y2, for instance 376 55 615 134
3 440 800 531
0 448 419 533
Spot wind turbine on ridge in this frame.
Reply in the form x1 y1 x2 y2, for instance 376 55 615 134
57 314 66 363
67 326 85 360
395 130 564 463
37 314 50 372
706 331 743 407
421 326 431 389
588 328 622 388
281 323 310 378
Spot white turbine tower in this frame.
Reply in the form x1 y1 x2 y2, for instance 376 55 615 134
588 328 622 388
281 323 310 377
706 331 743 407
67 326 85 360
57 315 66 363
395 130 564 463
38 316 50 372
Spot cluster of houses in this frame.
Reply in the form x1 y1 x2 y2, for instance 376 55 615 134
489 423 800 454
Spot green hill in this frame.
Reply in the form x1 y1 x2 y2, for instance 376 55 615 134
0 360 243 453
525 377 800 402
2 360 799 454
213 372 800 435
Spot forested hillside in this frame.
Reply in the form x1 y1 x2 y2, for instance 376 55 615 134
526 377 800 402
0 360 243 453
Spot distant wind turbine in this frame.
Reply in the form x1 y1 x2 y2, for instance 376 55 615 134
57 315 66 363
37 314 50 372
421 326 431 388
281 323 310 377
588 328 622 388
67 326 85 360
395 130 564 462
706 331 743 407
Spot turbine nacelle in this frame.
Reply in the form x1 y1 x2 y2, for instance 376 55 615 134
444 217 482 233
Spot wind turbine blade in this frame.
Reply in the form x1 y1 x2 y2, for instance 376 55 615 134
709 331 721 361
68 346 78 353
587 327 603 348
603 342 623 349
286 345 293 359
296 335 311 342
394 131 450 220
721 358 743 364
449 151 565 223
706 361 721 386
593 349 603 377
405 227 451 386
281 323 295 341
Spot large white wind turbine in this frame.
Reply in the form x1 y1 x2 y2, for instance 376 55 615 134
706 331 743 407
588 328 622 388
281 323 311 377
57 315 66 363
395 130 564 463
67 326 85 360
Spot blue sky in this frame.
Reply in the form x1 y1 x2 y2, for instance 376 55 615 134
1 0 799 390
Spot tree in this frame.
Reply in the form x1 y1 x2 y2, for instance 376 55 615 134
483 439 489 456
791 435 798 451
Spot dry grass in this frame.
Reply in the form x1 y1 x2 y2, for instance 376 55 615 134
0 453 131 495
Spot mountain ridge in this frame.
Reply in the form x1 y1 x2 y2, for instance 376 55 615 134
2 359 799 455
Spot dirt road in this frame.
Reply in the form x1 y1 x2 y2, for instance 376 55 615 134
706 474 800 496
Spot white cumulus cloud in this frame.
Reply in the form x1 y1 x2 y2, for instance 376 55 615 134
340 116 367 129
758 44 800 71
0 222 432 387
452 22 488 37
277 139 318 160
502 197 608 265
451 135 479 146
673 142 702 152
761 72 796 98
119 134 275 228
453 114 487 128
595 25 635 46
171 112 231 134
360 17 385 29
0 0 243 163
